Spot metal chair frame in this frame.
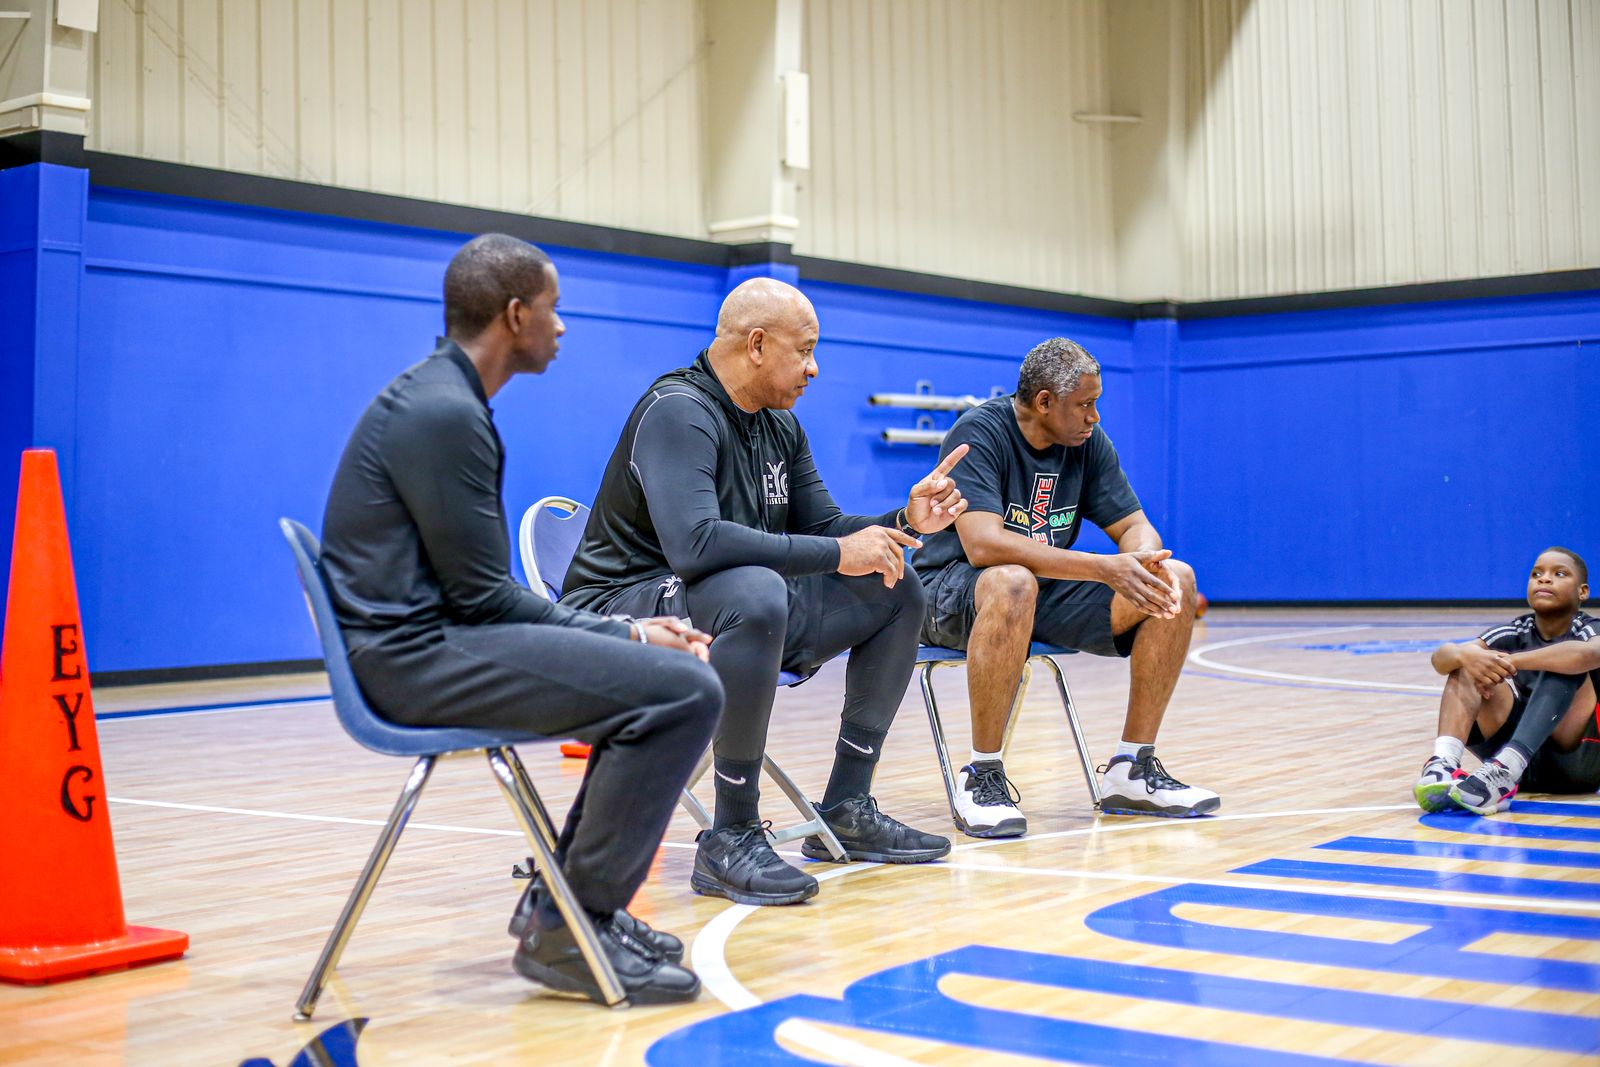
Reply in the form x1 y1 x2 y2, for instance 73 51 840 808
279 518 626 1019
916 642 1104 831
518 497 845 860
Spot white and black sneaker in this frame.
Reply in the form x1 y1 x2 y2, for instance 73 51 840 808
1099 747 1220 818
953 760 1026 838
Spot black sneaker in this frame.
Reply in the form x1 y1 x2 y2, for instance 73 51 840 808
508 861 684 962
691 821 819 906
800 795 952 863
512 913 700 1005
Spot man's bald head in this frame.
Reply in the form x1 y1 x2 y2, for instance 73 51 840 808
715 278 817 341
706 278 821 412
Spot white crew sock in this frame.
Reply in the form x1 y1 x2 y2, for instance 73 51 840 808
970 747 1002 765
1115 739 1146 760
1433 736 1465 766
1495 744 1530 780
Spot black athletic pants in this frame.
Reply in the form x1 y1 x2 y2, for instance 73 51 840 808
349 623 723 914
605 566 926 765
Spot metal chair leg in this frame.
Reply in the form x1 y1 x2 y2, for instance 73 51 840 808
761 754 846 859
486 748 627 1008
504 745 559 852
676 746 714 831
1037 655 1103 808
294 756 435 1022
919 661 964 827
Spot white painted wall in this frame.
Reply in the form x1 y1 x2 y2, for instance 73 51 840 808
82 0 1600 299
794 0 1118 297
88 0 709 239
1174 0 1600 299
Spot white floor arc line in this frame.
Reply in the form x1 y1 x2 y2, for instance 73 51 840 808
1187 625 1445 693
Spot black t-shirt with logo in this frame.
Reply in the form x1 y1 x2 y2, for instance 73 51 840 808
1477 611 1600 700
913 395 1142 578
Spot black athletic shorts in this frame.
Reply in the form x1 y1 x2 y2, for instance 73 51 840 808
1470 695 1600 794
917 560 1137 658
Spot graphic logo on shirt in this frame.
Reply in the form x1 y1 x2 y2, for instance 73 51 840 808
1004 473 1077 544
764 461 789 505
659 574 682 601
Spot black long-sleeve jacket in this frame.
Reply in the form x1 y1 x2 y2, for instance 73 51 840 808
561 350 896 610
321 339 630 646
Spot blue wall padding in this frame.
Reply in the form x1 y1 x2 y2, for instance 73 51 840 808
3 164 1597 672
1172 293 1600 600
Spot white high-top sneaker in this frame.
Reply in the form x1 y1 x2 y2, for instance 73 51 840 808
953 760 1026 838
1100 747 1220 818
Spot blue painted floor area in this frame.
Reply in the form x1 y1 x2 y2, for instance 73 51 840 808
648 802 1600 1063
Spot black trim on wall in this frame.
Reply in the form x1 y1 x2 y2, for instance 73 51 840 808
73 152 1600 321
94 658 325 688
0 129 87 170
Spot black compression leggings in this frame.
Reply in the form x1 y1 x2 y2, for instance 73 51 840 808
611 565 927 763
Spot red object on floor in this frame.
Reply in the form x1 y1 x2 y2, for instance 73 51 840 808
0 450 189 984
559 742 592 759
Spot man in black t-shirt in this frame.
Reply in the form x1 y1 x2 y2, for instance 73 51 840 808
913 337 1219 836
1415 546 1600 814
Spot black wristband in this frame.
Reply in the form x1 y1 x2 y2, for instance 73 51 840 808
896 507 920 537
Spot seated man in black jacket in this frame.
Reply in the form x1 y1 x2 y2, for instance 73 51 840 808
321 234 723 1004
562 277 966 906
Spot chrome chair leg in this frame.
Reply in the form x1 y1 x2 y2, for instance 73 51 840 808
504 745 559 852
486 748 626 1008
677 746 715 831
1038 655 1102 808
761 755 846 859
294 756 435 1022
919 661 963 827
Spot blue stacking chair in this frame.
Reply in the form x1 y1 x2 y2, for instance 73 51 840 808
519 498 845 859
915 641 1104 833
278 518 626 1018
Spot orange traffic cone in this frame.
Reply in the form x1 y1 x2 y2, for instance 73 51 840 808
0 450 188 984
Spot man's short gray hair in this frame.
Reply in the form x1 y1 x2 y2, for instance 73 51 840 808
1017 338 1099 405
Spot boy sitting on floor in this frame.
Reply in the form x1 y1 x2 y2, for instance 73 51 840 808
1416 546 1600 814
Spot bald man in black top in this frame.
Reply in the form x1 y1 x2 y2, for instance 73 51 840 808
321 234 722 1005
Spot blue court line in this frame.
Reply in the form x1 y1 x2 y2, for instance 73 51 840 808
1179 669 1434 697
1419 812 1600 843
98 695 331 720
1233 858 1600 901
1512 799 1600 818
1316 836 1600 869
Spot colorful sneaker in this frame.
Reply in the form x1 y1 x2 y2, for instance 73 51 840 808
1448 759 1520 815
952 760 1027 838
1099 747 1220 817
800 795 951 863
1412 757 1465 813
691 820 819 906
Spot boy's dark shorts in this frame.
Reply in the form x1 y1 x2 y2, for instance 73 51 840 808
1470 693 1600 794
918 560 1138 659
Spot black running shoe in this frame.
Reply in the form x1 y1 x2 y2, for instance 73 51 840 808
508 861 684 962
800 795 952 863
691 821 819 906
512 913 700 1005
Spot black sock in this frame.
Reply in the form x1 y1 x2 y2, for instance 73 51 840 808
711 756 763 830
821 724 887 809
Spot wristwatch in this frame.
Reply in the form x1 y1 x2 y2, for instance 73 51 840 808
895 508 921 537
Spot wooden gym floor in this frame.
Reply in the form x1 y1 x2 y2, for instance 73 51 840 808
2 607 1596 1065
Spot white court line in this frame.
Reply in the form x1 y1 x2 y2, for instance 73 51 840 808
938 860 1600 914
107 796 701 851
1187 624 1446 693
